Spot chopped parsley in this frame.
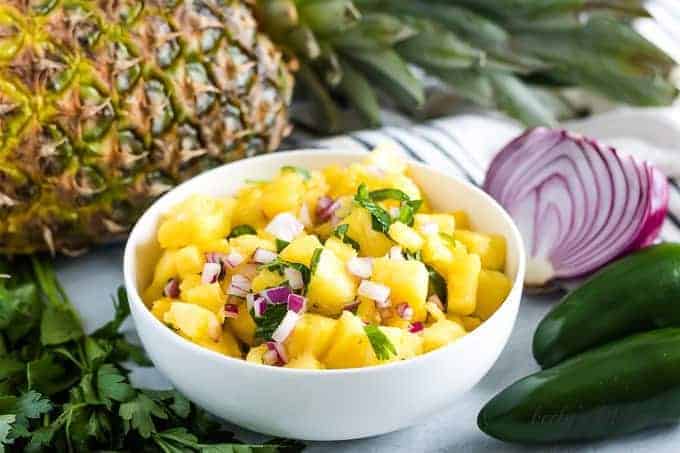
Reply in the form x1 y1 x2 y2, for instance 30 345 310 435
228 224 256 238
275 238 290 253
397 199 423 226
260 259 311 286
426 264 448 307
281 165 311 181
369 188 410 202
364 325 397 361
333 224 361 251
253 303 288 341
354 184 392 233
310 248 323 275
354 184 423 233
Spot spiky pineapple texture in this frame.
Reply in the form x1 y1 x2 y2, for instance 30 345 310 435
0 0 293 255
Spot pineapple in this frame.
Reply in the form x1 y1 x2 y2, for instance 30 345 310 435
447 252 482 316
414 214 456 237
371 257 428 321
279 234 322 265
344 206 393 257
323 236 357 263
226 300 256 345
284 313 337 360
286 353 324 370
388 221 423 252
163 301 222 342
306 248 357 316
260 170 305 218
175 245 204 277
251 269 286 293
454 230 506 271
323 311 378 368
475 269 512 321
182 282 225 313
422 319 466 353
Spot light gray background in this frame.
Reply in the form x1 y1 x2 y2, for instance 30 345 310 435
56 244 680 452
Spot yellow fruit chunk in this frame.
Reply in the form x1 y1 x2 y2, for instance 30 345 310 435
229 234 276 260
414 214 456 236
286 353 325 369
463 316 482 331
388 221 423 252
421 234 467 276
323 236 357 263
422 319 466 353
391 328 424 359
151 298 172 321
323 164 359 198
261 172 305 218
279 234 323 265
195 327 242 358
447 253 482 315
452 211 470 230
285 313 337 360
344 207 393 257
164 302 222 341
246 344 268 364
175 245 204 277
226 300 256 346
179 274 202 296
323 312 378 368
307 249 358 316
144 249 179 302
454 230 506 271
475 269 512 320
232 185 267 229
183 283 225 313
158 195 232 248
356 297 379 325
372 257 428 321
198 238 230 253
251 269 286 293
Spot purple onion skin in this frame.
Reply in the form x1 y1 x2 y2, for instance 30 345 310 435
484 127 669 285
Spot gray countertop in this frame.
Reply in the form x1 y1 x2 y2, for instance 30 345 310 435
57 244 680 453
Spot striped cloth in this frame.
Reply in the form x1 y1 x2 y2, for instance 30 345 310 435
291 108 680 243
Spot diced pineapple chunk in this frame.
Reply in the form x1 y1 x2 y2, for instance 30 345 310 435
198 238 230 253
323 164 359 198
179 274 202 296
356 297 380 325
144 249 179 302
307 249 358 316
421 234 467 276
388 221 423 252
323 236 357 263
183 283 225 313
361 143 407 174
286 353 325 369
454 230 506 271
226 300 256 346
158 195 232 248
344 207 393 257
285 313 337 360
261 172 305 218
175 245 204 277
452 211 470 230
279 234 323 265
246 344 267 364
229 234 276 260
323 312 379 369
414 214 456 236
422 319 466 353
164 302 221 341
195 327 242 358
231 185 267 229
463 316 482 331
251 269 286 293
151 298 172 321
371 257 428 321
475 269 512 320
447 253 482 315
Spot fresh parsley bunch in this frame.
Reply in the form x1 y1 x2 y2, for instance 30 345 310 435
0 257 303 453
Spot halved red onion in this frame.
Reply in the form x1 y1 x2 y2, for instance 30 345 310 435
224 303 239 319
409 321 424 334
347 257 372 279
163 278 180 298
262 285 292 304
224 251 244 269
287 294 307 313
396 303 414 320
253 248 277 264
421 222 439 235
264 341 288 365
316 196 341 222
201 262 221 284
389 246 404 261
358 280 391 305
253 296 268 317
265 212 304 242
227 274 251 297
484 127 669 286
272 310 300 343
284 267 304 290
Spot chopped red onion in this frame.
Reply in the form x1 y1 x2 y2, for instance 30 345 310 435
265 212 304 242
227 274 251 297
484 127 669 286
224 303 239 319
427 294 445 312
253 297 268 317
409 321 424 334
225 251 244 268
389 246 404 261
201 262 221 284
163 278 180 298
265 341 288 365
287 293 307 313
421 222 439 235
347 257 372 279
253 248 277 264
396 303 414 320
205 252 228 265
262 285 292 304
358 280 391 305
272 310 300 343
284 267 304 290
316 196 341 222
299 203 312 226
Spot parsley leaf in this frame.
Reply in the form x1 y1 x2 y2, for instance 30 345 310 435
275 239 290 253
364 325 397 361
253 304 288 341
426 264 448 307
228 225 257 239
332 224 360 251
280 165 311 181
354 184 392 233
119 392 168 439
369 188 410 202
310 248 323 275
260 259 311 286
397 199 423 226
0 414 15 447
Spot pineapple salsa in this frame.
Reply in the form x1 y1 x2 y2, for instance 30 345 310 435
143 147 512 369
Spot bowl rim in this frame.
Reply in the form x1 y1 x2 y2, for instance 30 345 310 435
123 149 526 376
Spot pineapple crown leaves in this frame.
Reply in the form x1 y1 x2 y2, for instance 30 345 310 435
254 0 677 133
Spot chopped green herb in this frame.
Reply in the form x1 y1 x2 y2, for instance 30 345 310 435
364 325 397 361
354 184 392 233
261 259 311 286
253 303 288 341
281 165 311 181
426 264 448 307
397 199 423 226
333 224 360 251
369 188 410 202
228 224 257 238
310 248 323 275
275 238 290 253
404 250 422 261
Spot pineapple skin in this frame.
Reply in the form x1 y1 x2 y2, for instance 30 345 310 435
0 0 293 255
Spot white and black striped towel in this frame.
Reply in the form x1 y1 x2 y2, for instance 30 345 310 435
294 107 680 243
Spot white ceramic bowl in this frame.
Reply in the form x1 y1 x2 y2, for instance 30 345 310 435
123 150 525 441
